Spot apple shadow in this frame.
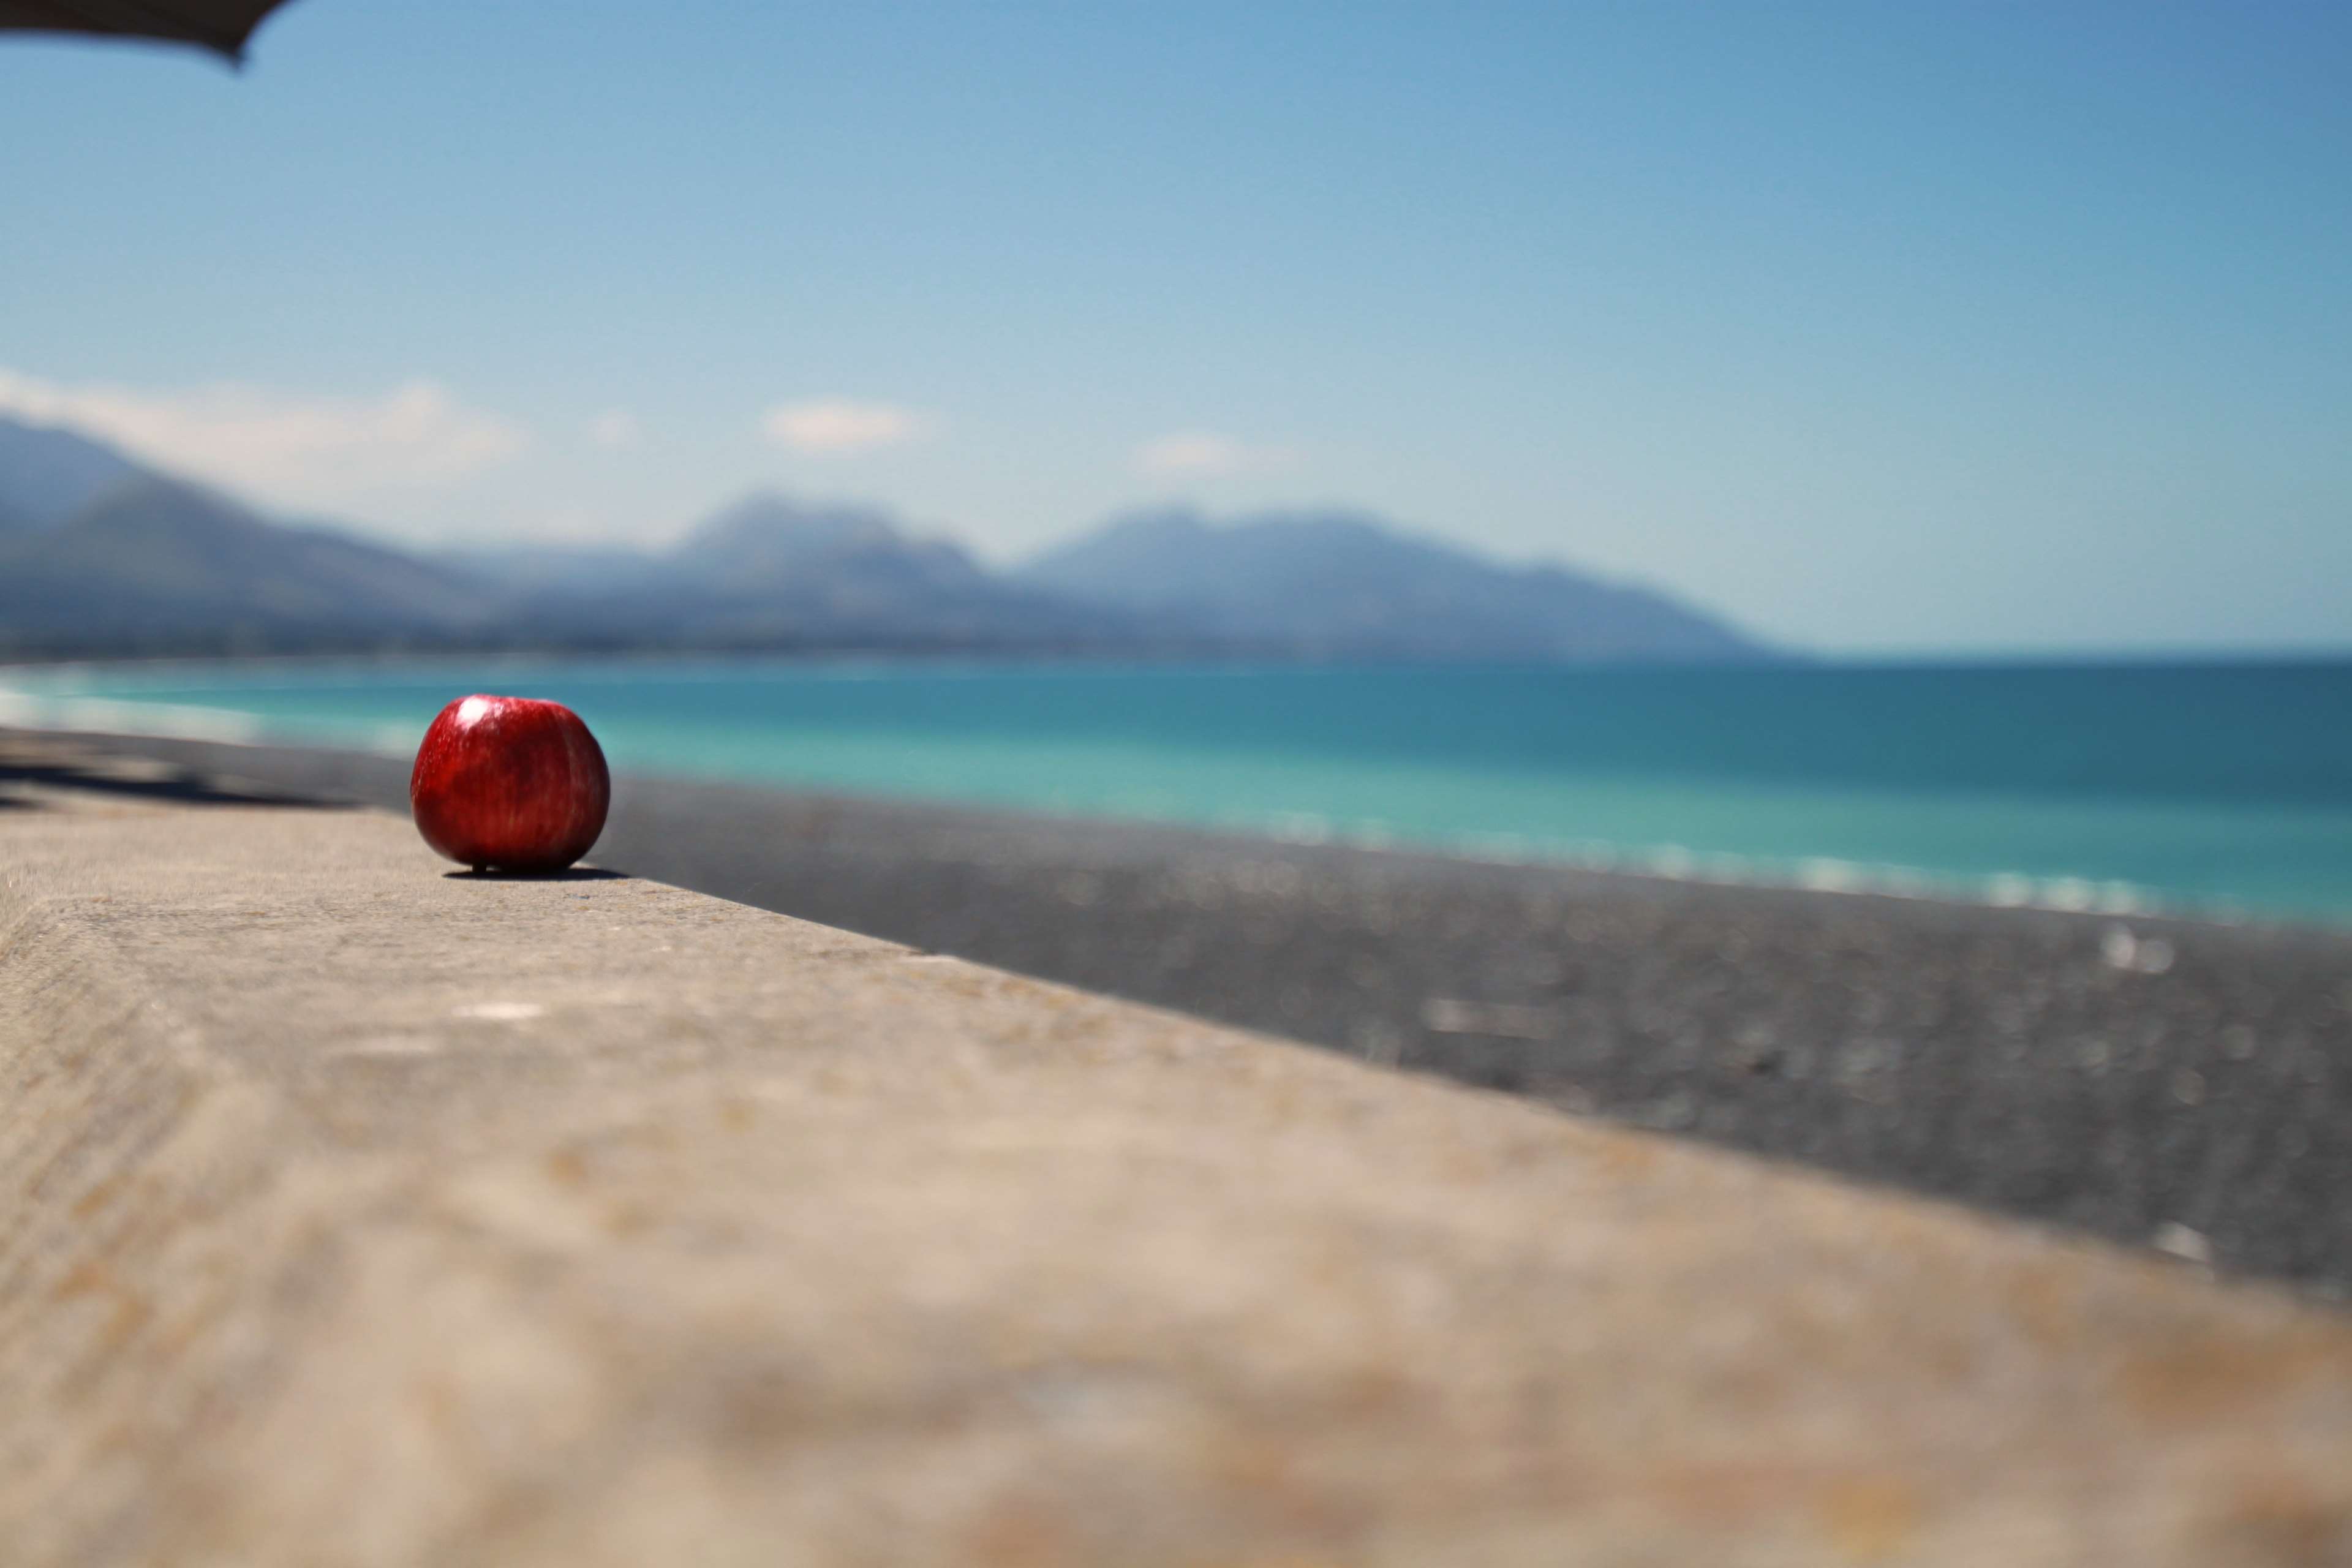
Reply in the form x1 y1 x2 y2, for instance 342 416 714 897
442 866 633 882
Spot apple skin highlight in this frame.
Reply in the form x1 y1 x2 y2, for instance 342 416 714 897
410 695 611 873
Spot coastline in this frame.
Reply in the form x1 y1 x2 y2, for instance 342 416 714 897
8 723 2351 1298
7 673 2347 929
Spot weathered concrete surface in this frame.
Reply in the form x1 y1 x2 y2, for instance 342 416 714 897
26 723 2352 1298
3 786 2352 1566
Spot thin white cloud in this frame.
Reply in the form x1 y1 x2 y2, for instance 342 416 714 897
0 368 526 512
1134 430 1292 479
761 398 924 454
589 409 641 448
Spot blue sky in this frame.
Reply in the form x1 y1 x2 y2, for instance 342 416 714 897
4 1 2346 654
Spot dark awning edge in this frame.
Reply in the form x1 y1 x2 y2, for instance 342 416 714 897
0 0 296 62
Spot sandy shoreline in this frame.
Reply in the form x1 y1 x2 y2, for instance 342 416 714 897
7 724 2351 1299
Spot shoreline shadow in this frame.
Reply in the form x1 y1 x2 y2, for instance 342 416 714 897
0 761 332 809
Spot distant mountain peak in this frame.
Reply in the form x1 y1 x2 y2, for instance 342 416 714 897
679 491 904 556
671 491 987 592
1090 505 1469 558
0 413 153 534
1019 506 1774 662
1088 505 1211 538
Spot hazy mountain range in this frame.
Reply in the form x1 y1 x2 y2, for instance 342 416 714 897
1020 509 1760 661
0 414 1773 662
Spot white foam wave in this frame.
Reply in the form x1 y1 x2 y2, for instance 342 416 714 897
0 687 266 744
1404 823 2173 921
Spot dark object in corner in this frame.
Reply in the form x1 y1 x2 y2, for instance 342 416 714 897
0 0 294 62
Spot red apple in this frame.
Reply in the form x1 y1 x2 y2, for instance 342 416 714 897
410 695 611 873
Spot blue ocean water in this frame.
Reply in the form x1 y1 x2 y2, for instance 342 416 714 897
5 657 2350 924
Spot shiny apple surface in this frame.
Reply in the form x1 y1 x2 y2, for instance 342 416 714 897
410 694 611 873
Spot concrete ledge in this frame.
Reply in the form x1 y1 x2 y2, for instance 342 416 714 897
4 786 2351 1565
30 722 2352 1300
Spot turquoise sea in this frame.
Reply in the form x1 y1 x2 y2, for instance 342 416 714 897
5 657 2350 925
